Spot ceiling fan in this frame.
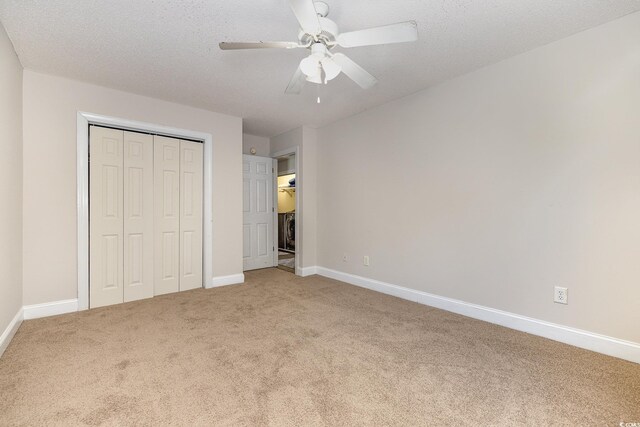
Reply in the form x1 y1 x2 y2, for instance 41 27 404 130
219 0 418 95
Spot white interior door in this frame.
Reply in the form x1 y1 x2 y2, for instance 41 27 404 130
89 126 124 308
154 135 180 295
123 131 154 302
243 155 274 271
179 140 203 290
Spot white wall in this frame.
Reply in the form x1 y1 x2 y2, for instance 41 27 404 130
0 22 23 341
316 12 640 343
22 70 243 305
243 133 270 156
271 126 317 270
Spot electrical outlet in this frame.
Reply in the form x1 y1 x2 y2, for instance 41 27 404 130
363 256 370 266
343 254 348 262
554 286 568 304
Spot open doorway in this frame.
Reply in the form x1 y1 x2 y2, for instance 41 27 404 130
275 154 296 273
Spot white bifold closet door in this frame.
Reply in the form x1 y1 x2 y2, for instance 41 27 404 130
90 128 154 308
153 136 181 295
90 128 203 308
179 140 204 291
90 127 125 308
123 131 154 302
153 136 203 295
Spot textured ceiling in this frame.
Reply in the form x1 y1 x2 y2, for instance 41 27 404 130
1 0 639 137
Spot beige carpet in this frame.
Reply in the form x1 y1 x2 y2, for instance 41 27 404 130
1 268 639 426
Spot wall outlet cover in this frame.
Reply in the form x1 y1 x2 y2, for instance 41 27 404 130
554 286 568 304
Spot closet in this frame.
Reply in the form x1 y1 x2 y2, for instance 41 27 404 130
89 126 203 309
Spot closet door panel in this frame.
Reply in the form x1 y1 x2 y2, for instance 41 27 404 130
179 140 203 291
124 131 154 302
90 126 124 308
154 136 180 295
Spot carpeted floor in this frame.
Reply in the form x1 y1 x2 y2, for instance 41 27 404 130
1 268 639 426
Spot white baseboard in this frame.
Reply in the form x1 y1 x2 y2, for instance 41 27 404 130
208 273 245 288
23 299 78 320
0 308 24 358
315 266 640 364
298 266 318 277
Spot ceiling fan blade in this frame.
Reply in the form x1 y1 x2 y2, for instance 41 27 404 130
336 21 418 48
331 53 377 89
285 66 306 94
289 0 321 36
219 41 301 50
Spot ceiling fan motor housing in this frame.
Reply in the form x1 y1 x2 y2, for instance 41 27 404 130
299 17 338 46
298 2 338 47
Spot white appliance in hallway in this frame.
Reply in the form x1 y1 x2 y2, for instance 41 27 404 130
89 126 203 308
242 154 274 271
278 212 295 252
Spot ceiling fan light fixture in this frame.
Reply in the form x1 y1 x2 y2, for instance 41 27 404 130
300 56 321 78
305 71 323 84
320 57 341 81
300 43 340 83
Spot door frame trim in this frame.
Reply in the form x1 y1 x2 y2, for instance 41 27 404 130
271 158 278 268
76 111 213 311
271 147 301 276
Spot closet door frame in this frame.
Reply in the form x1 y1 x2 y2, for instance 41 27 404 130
77 112 213 311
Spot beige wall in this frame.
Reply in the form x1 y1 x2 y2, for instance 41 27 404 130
0 23 23 335
22 70 243 305
271 126 317 269
316 12 640 343
243 133 270 156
